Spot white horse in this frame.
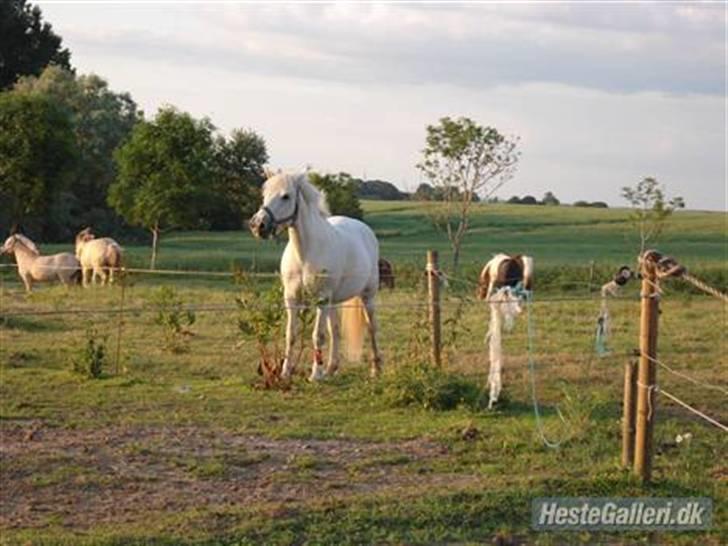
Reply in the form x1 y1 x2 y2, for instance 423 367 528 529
75 228 123 286
1 234 80 292
249 172 382 381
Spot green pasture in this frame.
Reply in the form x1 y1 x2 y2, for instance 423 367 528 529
20 201 727 275
0 201 726 545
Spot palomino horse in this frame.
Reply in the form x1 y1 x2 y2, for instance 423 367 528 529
249 172 382 381
476 253 534 408
75 228 123 286
1 234 80 292
378 258 395 290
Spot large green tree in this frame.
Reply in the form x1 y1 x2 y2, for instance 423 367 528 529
0 0 72 89
13 66 142 234
417 116 519 269
308 172 364 220
109 107 216 268
0 93 77 235
205 129 268 230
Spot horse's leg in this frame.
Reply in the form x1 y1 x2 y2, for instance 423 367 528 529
82 267 91 288
309 305 329 382
99 265 109 286
325 308 340 376
22 274 32 293
280 298 299 380
361 296 383 377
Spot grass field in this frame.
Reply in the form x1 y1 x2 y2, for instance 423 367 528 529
1 201 726 545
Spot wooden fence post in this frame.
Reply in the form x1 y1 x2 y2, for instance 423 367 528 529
634 253 659 482
427 250 442 368
621 355 637 467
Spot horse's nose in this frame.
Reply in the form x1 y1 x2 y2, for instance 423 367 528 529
248 213 269 239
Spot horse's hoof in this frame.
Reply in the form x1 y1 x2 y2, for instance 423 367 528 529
308 366 326 382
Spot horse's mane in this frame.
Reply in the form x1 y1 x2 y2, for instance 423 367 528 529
263 172 330 218
13 234 40 255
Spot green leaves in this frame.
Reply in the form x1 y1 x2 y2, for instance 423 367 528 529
308 171 364 219
109 107 216 232
620 177 685 252
0 0 72 90
0 92 77 224
416 116 520 269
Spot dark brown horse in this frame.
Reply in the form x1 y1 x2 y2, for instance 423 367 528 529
378 258 395 290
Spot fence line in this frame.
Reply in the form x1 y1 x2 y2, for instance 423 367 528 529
658 388 728 433
641 352 728 396
0 293 640 319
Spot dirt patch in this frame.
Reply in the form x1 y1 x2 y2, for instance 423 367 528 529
0 421 462 530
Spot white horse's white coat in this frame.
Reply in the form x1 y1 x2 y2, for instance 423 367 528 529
1 234 80 292
75 229 123 286
249 173 382 381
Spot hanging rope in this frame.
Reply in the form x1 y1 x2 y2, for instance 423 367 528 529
595 266 634 356
518 286 567 449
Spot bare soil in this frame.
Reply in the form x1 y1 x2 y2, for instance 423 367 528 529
0 420 468 530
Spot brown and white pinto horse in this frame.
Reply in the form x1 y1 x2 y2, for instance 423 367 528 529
476 253 534 408
476 253 533 301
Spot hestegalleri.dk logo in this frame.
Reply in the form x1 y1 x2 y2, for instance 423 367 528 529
532 497 712 531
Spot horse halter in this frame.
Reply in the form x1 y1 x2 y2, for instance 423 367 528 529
262 188 300 228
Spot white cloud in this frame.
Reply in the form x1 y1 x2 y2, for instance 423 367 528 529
38 2 725 209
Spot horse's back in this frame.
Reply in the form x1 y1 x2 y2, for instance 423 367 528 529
32 253 79 281
80 238 122 267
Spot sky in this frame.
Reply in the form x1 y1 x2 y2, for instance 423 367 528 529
37 1 726 210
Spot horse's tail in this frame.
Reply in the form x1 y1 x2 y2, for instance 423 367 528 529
341 297 366 362
108 243 123 269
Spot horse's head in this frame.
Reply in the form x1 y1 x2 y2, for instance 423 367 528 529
0 236 15 255
75 228 95 255
249 173 301 239
1 234 39 256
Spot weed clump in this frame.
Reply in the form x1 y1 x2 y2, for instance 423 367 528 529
148 286 195 353
70 325 107 379
375 362 485 411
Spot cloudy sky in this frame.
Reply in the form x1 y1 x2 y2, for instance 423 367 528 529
39 1 725 210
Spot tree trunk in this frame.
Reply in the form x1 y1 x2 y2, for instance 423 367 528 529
150 223 160 270
451 243 461 272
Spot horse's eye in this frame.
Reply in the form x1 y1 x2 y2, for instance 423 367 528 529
282 194 290 200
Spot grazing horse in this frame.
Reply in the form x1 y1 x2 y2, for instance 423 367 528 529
378 258 395 290
476 253 533 301
75 228 123 286
249 172 382 381
1 234 80 292
476 253 534 408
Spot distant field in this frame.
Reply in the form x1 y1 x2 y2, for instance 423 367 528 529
20 201 726 275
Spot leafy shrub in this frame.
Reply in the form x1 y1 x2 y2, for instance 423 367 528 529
374 362 484 411
148 286 196 353
235 273 314 388
71 325 107 378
